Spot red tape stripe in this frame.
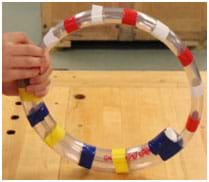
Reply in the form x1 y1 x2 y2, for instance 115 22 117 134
177 48 193 67
186 115 200 132
64 16 79 33
122 8 137 26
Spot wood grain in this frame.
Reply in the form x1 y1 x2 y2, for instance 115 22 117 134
3 71 206 179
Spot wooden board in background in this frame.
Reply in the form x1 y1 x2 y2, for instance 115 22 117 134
41 2 206 48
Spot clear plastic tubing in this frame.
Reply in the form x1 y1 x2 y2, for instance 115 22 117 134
18 5 203 174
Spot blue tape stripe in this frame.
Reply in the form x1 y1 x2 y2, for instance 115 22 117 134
148 129 183 161
79 144 96 169
27 102 49 127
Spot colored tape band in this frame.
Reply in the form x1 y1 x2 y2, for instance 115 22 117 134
79 144 96 169
151 21 170 42
44 124 65 147
27 102 49 127
112 148 129 173
148 128 182 161
91 5 103 23
18 88 41 103
178 47 193 67
64 16 79 33
122 8 137 26
192 82 203 98
186 115 200 132
43 27 59 47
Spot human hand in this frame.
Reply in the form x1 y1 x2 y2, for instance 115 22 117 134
2 32 52 97
26 52 52 97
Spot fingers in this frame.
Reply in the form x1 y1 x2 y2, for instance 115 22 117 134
8 44 44 57
26 78 50 97
40 51 51 74
7 49 50 69
3 32 32 44
2 32 52 94
30 66 52 84
9 68 40 81
9 56 42 68
26 66 52 97
27 78 50 93
3 53 50 82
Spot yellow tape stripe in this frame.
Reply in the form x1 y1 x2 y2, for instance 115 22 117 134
112 148 129 173
18 88 41 103
44 124 65 147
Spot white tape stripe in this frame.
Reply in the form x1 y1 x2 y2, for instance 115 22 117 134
151 21 170 42
164 128 178 142
91 5 103 23
192 82 203 97
43 28 59 47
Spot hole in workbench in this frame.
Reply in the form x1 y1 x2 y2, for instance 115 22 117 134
7 130 16 135
15 101 22 105
74 94 86 100
11 115 19 120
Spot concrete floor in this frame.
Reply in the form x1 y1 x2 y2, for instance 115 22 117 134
52 45 206 71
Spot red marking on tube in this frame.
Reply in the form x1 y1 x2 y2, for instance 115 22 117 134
186 115 200 132
122 8 138 26
104 146 151 161
126 152 138 161
177 48 193 67
139 146 150 157
64 16 79 33
104 155 112 161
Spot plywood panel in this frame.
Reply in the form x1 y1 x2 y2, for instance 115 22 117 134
133 2 206 41
41 2 206 43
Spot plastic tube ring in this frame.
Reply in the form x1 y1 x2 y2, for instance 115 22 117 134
18 5 203 173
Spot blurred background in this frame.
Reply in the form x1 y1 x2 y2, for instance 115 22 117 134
3 2 207 71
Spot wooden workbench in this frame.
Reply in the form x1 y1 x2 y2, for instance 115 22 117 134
3 71 207 179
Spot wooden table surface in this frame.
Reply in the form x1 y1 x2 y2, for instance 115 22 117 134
3 71 207 180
